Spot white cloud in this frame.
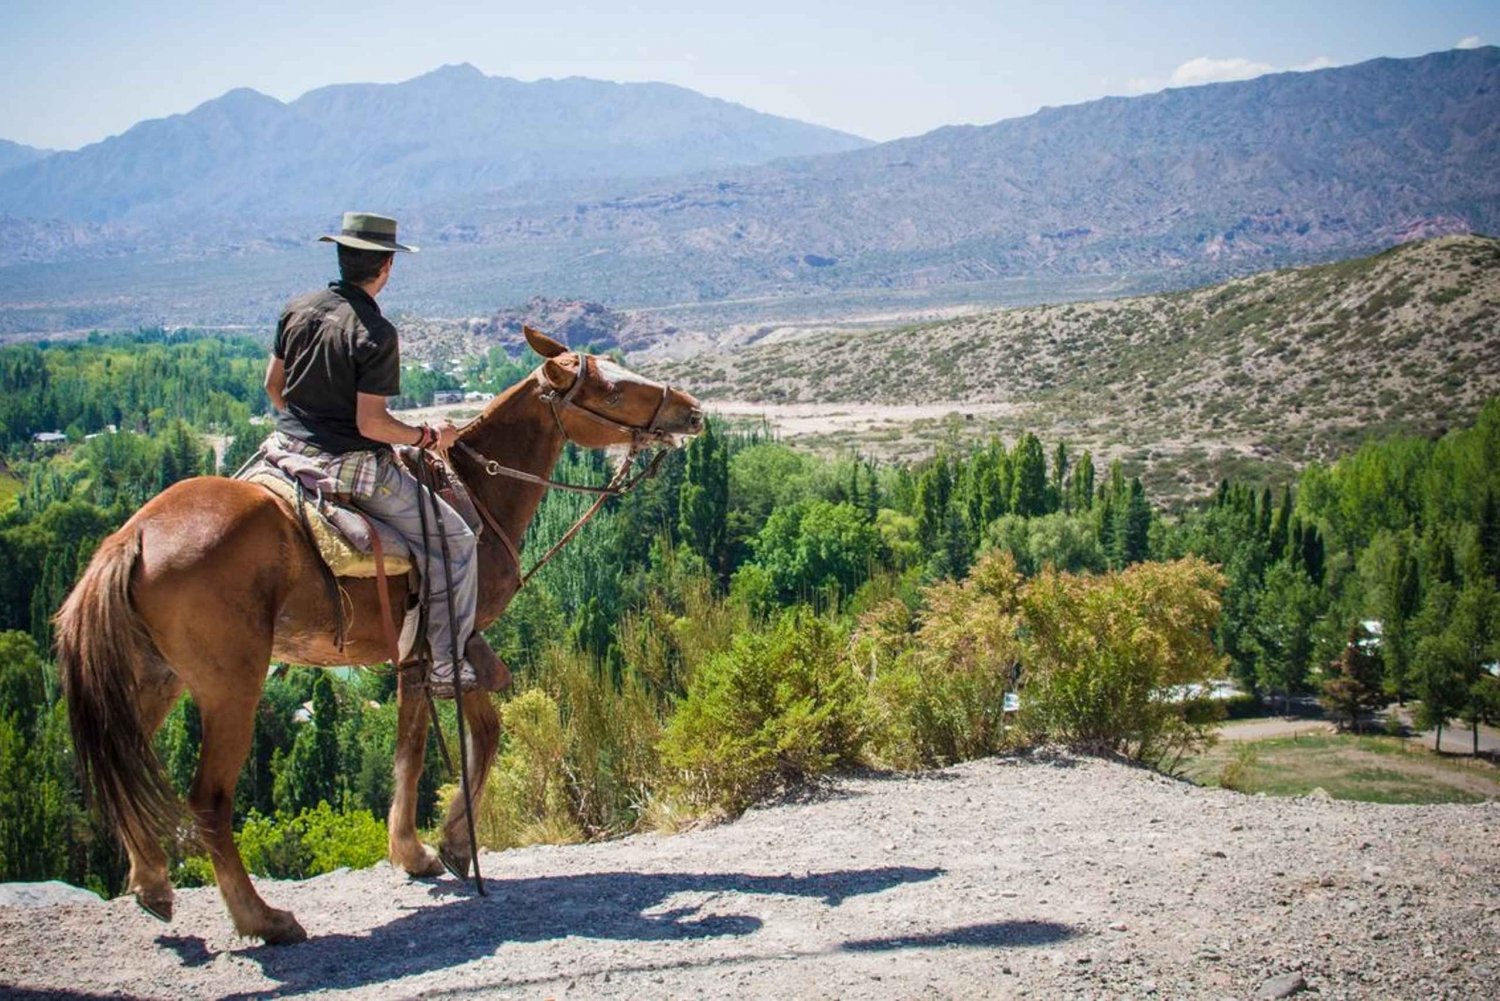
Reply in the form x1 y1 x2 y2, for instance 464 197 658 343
1154 54 1343 90
1456 35 1483 50
1168 56 1277 87
1121 54 1343 98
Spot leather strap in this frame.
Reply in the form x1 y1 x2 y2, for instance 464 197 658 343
356 511 405 672
293 478 346 651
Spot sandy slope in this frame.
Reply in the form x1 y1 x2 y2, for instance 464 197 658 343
1 753 1496 999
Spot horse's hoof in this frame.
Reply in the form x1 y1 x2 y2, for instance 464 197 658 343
438 844 471 881
396 844 445 878
135 892 173 923
259 910 307 946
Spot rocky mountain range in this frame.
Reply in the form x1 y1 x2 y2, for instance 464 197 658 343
398 297 684 365
0 47 1496 335
477 46 1500 298
0 139 49 174
0 64 869 231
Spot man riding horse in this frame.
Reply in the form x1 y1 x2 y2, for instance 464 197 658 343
262 211 504 696
58 208 703 942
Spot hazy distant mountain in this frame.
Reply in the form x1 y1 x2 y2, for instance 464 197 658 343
0 139 50 174
1 48 1497 335
0 64 870 225
478 46 1500 297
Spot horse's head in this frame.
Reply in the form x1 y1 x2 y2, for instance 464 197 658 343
524 326 703 450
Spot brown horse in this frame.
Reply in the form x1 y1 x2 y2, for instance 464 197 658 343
56 327 702 944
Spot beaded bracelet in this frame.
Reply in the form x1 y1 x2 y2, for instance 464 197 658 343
414 424 437 449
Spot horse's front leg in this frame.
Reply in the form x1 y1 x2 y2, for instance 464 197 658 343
388 670 444 876
438 689 501 878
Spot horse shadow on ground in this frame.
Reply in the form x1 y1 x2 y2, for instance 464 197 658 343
166 865 1045 998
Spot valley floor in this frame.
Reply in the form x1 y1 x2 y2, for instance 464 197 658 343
2 753 1496 999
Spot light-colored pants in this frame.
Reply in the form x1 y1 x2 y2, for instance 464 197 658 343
354 451 477 669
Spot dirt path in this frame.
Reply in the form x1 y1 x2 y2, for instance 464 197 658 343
2 753 1497 999
1217 718 1338 742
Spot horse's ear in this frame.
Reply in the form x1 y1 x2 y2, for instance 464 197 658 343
524 326 567 358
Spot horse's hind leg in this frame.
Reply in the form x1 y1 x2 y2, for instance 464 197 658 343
438 689 501 878
191 684 306 944
388 670 443 876
125 667 185 921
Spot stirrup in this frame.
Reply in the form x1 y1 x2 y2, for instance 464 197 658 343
425 661 480 699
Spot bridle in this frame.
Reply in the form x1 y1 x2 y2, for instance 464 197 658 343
538 351 678 452
450 352 691 587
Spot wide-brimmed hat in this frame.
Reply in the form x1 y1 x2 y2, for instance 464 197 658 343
319 211 418 253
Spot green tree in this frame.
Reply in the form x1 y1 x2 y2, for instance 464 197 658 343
1111 477 1152 567
1009 433 1047 517
677 419 729 581
1411 582 1467 751
1370 533 1422 702
1252 562 1322 711
1048 442 1069 513
749 501 883 603
273 673 342 814
1069 450 1095 513
1451 579 1500 755
1319 625 1386 732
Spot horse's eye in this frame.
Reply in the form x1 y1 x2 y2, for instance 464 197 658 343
604 390 623 407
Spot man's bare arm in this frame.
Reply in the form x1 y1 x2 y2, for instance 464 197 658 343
356 392 458 449
264 356 287 411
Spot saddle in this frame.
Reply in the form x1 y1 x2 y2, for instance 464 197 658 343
235 443 487 671
241 467 414 577
236 445 482 580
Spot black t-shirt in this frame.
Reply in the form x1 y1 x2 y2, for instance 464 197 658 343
273 282 401 453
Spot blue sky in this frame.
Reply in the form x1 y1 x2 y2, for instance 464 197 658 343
2 0 1496 150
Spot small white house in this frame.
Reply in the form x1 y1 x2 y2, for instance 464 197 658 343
32 431 67 444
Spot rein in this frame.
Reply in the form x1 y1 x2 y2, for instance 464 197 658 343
449 356 677 589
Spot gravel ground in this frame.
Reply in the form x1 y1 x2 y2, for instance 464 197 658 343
2 752 1497 1000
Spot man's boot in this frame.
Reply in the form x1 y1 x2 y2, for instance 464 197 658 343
464 633 512 692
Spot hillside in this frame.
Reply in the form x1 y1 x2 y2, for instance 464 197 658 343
657 235 1500 494
0 64 869 232
1 753 1494 998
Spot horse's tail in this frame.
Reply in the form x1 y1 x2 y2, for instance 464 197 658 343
56 528 184 856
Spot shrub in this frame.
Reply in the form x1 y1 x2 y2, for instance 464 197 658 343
860 552 1025 768
659 610 865 815
1219 692 1263 719
233 803 388 880
464 689 582 851
1217 743 1260 791
542 650 661 837
1018 557 1228 767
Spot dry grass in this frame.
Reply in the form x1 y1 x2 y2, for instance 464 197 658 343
1182 733 1500 804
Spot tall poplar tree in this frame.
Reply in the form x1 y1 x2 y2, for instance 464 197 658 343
1009 433 1047 518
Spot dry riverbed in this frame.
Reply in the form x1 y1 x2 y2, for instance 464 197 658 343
2 752 1496 999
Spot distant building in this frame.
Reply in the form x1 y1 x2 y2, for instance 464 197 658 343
432 390 464 405
464 391 488 402
32 431 67 445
